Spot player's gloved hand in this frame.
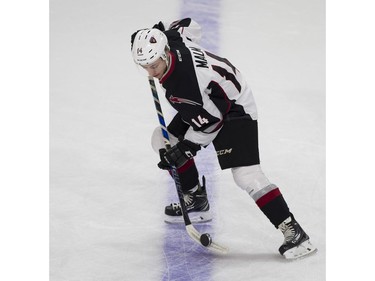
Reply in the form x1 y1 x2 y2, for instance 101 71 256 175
152 21 165 31
157 139 201 169
157 148 170 170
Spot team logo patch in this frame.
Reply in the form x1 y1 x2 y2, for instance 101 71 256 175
169 95 201 106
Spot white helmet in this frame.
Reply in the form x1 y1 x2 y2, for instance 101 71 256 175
131 29 169 66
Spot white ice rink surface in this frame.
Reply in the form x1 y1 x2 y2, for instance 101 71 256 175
50 0 325 280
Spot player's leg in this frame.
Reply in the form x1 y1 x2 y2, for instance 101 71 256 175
151 114 212 223
213 116 316 259
232 165 316 258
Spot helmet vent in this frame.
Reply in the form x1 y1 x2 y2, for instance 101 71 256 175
132 29 168 66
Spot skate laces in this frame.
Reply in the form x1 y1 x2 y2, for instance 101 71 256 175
279 221 296 243
183 193 194 205
169 179 206 211
170 193 194 210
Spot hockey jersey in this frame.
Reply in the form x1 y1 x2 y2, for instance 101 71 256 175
159 18 258 146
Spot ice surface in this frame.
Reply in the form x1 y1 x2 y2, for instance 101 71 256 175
50 0 325 280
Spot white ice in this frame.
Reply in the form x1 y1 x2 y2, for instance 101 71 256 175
50 0 325 280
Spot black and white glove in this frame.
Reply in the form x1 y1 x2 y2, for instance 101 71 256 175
157 139 201 169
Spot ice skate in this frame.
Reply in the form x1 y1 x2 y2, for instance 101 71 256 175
278 214 317 259
164 177 212 224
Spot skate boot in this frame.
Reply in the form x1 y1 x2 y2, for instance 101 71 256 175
164 176 212 224
278 214 317 259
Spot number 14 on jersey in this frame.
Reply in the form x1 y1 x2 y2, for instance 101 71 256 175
191 115 209 128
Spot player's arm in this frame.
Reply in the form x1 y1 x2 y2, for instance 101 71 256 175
157 104 221 169
168 18 202 43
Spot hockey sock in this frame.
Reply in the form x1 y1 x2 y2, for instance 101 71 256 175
170 158 199 193
254 185 290 228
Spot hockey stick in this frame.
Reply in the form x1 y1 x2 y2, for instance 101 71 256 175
148 76 228 254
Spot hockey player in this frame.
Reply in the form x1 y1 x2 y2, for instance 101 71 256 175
130 18 317 259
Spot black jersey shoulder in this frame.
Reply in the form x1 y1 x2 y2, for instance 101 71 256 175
162 30 203 106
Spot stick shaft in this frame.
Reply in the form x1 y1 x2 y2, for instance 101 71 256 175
147 77 228 254
148 76 191 225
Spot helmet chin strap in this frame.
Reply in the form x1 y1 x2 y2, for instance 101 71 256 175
166 52 171 66
162 52 171 75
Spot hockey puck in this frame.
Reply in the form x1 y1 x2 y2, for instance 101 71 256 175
200 233 212 247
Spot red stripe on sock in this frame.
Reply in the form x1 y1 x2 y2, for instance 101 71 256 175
177 159 194 173
256 188 281 208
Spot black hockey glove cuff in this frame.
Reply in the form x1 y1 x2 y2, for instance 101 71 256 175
157 140 201 169
157 148 170 170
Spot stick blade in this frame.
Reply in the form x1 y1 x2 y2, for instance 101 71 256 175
186 225 229 254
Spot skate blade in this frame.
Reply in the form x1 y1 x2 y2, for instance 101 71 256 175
283 239 318 260
164 211 213 224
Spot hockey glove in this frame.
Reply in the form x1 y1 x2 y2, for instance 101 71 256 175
158 139 201 169
157 148 170 170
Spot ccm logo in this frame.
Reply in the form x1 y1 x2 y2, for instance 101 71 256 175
217 148 233 155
